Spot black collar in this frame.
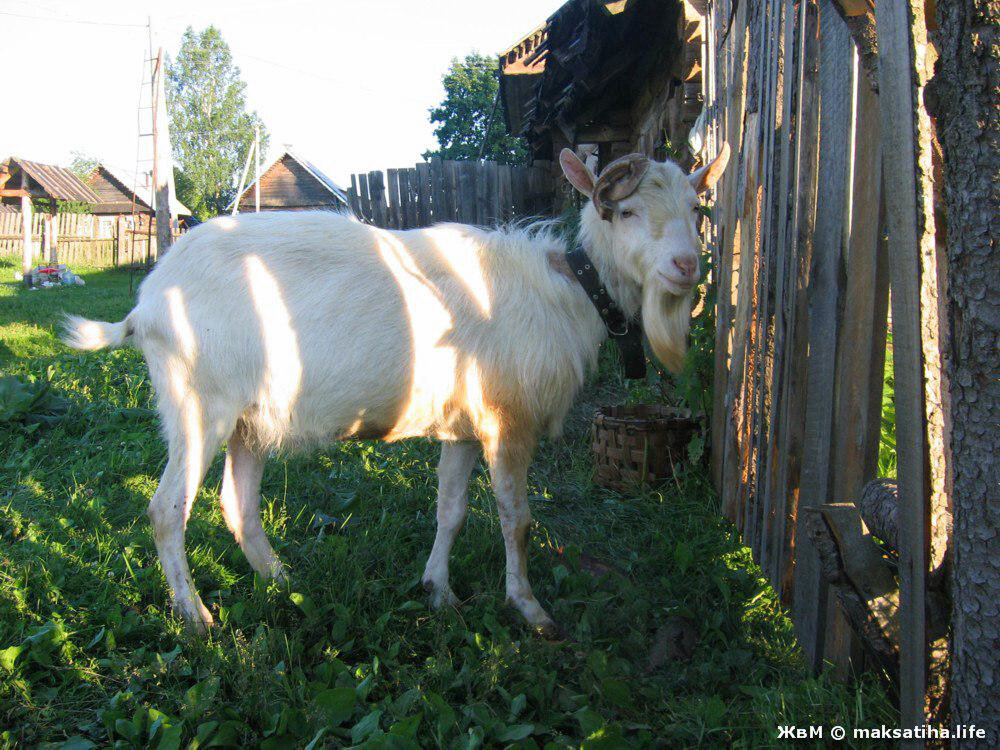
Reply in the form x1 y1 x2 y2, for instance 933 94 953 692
565 244 647 379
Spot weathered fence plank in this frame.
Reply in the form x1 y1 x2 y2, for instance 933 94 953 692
791 0 854 672
387 169 401 229
416 163 432 227
831 70 888 505
876 0 947 735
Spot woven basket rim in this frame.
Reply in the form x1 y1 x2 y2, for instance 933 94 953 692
593 403 699 429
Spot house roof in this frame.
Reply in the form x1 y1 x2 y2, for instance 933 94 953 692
3 157 101 202
231 151 350 211
86 164 191 217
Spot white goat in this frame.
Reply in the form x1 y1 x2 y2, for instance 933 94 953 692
63 145 729 635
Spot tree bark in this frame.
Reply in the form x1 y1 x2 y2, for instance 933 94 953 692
933 1 1000 745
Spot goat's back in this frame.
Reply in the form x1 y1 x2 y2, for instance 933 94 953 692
130 211 602 449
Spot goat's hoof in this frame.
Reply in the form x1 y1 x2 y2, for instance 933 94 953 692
535 618 567 642
423 579 459 610
269 564 289 585
174 596 214 633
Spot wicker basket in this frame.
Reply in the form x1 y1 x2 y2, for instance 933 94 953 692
592 404 699 492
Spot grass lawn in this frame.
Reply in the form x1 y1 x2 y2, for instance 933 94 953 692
0 256 895 748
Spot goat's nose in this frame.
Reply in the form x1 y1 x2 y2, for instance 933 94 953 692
673 255 698 279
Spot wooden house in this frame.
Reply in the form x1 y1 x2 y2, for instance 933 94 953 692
84 163 191 234
499 0 704 174
232 151 351 213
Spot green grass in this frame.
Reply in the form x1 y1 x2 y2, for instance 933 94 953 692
0 256 895 748
878 332 897 479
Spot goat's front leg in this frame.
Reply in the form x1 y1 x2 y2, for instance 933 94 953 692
486 444 557 636
423 441 479 609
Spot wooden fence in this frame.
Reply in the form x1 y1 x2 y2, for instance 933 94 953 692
346 157 555 229
0 212 181 267
703 0 948 730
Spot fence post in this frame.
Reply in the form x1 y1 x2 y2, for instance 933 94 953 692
429 158 446 224
387 169 401 229
876 0 949 737
369 171 387 227
20 173 32 282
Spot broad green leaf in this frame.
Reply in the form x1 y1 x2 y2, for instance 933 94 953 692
574 708 605 737
351 708 382 744
0 645 24 672
56 738 96 750
314 686 356 725
303 729 327 750
510 692 527 719
156 724 183 750
388 713 421 738
183 677 220 718
494 724 534 742
600 678 632 709
187 720 218 750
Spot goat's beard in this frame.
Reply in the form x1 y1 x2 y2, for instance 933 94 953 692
641 282 693 373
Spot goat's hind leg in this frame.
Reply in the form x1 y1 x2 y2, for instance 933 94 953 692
219 422 286 581
422 441 479 609
147 426 226 632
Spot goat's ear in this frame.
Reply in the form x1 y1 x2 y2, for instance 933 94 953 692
559 148 595 197
689 141 731 194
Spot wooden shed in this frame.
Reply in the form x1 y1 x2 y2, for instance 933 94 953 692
0 157 100 210
500 0 704 173
85 164 190 221
232 151 351 213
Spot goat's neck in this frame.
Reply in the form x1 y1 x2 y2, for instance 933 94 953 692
577 216 643 320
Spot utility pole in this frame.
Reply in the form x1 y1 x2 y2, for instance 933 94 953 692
232 139 254 216
151 46 174 257
254 122 261 212
20 169 32 285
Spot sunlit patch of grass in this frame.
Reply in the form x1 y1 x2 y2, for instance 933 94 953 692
0 255 896 747
878 330 897 479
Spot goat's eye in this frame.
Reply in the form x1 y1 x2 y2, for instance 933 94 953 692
620 209 634 219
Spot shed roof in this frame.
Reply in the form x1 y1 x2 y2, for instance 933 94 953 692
231 151 351 212
3 157 101 202
85 164 191 217
500 0 683 153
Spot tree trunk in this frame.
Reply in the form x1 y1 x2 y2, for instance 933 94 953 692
933 1 1000 744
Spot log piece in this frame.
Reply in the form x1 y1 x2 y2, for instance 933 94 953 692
804 504 900 663
859 477 899 548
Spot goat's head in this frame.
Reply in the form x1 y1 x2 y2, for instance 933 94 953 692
559 143 730 371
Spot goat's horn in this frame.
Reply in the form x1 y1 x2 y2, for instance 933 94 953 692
592 153 650 220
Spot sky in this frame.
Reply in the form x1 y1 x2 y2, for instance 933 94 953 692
1 0 562 188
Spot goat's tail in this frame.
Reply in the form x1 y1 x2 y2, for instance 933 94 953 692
61 314 134 351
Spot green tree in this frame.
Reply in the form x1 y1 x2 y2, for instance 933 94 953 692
166 26 268 221
68 152 98 180
424 53 528 164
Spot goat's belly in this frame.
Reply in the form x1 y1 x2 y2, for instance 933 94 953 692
254 337 479 448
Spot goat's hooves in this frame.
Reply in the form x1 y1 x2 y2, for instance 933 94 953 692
423 579 460 610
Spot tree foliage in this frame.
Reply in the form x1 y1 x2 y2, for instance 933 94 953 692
166 26 268 221
68 152 98 180
424 53 528 165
